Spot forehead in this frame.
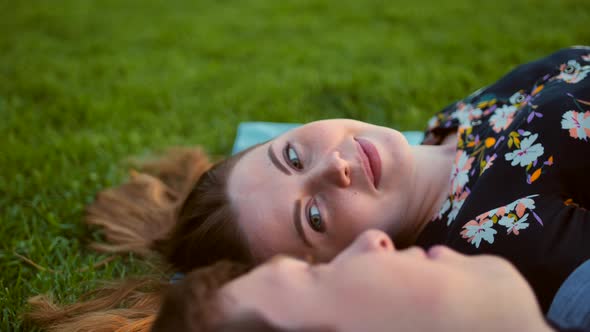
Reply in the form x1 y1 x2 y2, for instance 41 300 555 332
228 142 305 260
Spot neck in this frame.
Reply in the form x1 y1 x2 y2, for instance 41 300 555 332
401 142 456 246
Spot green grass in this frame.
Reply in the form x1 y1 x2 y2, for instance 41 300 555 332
1 0 589 329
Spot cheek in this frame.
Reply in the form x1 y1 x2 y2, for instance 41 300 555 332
382 269 453 315
330 195 392 241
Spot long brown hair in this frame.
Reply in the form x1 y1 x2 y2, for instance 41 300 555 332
85 146 213 256
153 145 255 272
86 145 257 270
26 145 258 331
25 261 250 332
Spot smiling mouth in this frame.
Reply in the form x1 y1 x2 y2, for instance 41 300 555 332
355 137 382 189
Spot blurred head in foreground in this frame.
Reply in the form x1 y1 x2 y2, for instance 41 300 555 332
152 229 552 332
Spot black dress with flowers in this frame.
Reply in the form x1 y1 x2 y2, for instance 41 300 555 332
414 46 590 312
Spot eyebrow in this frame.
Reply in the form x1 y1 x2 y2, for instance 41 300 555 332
294 199 312 248
267 143 291 175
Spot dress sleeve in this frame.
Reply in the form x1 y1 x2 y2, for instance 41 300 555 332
422 46 590 144
528 47 590 208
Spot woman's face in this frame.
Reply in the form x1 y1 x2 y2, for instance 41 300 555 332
227 119 415 262
221 230 539 332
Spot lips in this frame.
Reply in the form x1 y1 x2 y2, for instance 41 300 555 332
355 137 382 189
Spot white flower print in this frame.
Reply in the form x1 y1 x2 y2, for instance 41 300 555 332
498 213 530 235
556 60 590 84
506 196 537 216
561 110 590 141
450 151 475 195
461 219 497 248
504 133 544 167
489 105 517 133
427 115 439 130
477 195 538 221
433 197 451 221
462 195 540 248
447 191 468 225
450 103 483 127
509 91 526 105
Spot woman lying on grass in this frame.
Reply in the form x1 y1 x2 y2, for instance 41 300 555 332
28 46 590 330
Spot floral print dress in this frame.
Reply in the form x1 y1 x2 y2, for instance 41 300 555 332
414 46 590 312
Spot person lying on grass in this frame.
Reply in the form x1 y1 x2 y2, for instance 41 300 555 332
28 230 584 332
85 46 590 315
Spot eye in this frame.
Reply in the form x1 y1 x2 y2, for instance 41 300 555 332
307 201 325 233
285 144 303 170
564 64 576 74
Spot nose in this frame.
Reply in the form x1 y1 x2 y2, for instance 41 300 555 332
313 151 351 188
332 229 394 264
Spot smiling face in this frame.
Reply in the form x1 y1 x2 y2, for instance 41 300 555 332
227 119 415 261
220 230 546 332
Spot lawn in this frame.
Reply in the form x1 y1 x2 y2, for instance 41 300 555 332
1 0 588 329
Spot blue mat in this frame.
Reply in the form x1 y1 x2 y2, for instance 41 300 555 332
232 122 424 154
